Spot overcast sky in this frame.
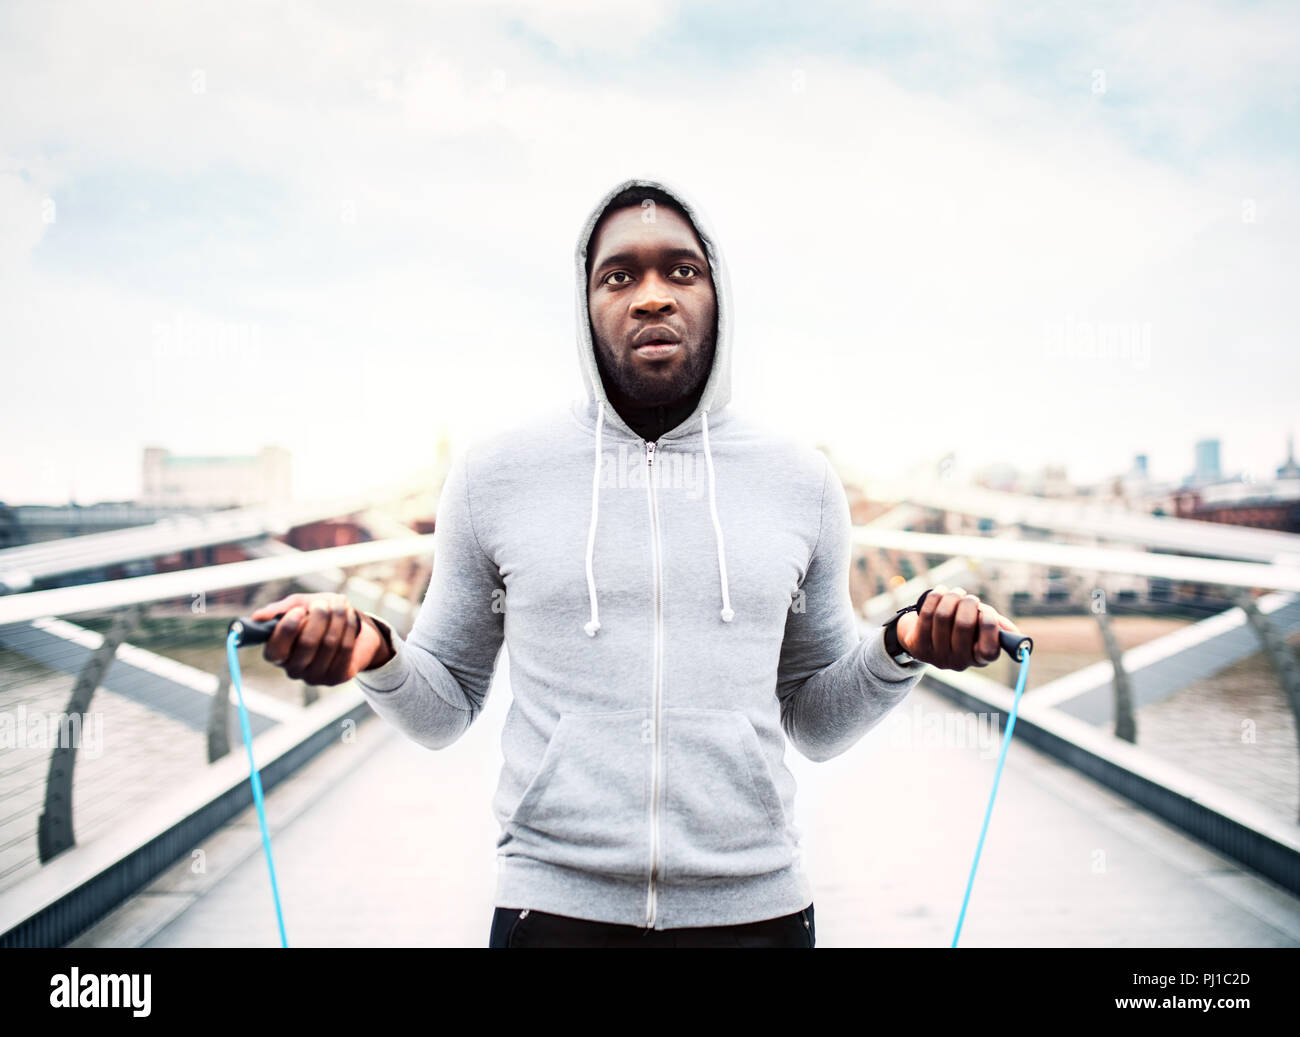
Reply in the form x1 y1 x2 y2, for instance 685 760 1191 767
2 0 1297 505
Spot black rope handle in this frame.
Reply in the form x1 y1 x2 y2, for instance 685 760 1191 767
228 615 281 647
893 588 1032 660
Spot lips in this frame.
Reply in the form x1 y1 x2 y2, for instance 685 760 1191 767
634 342 679 360
633 327 683 348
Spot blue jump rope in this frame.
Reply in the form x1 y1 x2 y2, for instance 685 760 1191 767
226 618 290 948
952 632 1032 947
226 593 1033 950
886 588 1034 948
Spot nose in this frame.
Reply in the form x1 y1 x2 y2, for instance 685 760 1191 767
629 271 676 317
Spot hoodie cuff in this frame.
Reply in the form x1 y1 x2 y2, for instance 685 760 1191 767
862 625 927 684
355 612 410 693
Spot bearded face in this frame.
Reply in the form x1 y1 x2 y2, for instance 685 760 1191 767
592 316 716 408
585 204 718 411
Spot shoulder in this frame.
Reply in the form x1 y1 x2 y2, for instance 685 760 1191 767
716 408 836 489
456 407 585 474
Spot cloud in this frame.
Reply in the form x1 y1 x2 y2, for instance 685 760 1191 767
1 0 1296 503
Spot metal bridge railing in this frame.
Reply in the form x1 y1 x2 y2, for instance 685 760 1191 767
0 535 436 898
850 525 1300 825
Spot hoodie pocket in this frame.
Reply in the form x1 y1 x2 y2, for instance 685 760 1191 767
503 710 652 879
660 707 794 882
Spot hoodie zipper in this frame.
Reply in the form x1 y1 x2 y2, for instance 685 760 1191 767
644 437 663 928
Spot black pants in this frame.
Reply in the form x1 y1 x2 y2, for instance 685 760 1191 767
489 903 814 948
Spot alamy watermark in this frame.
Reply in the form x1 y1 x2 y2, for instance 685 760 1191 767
599 444 706 500
1043 316 1152 370
152 314 263 364
886 701 1002 759
0 707 104 759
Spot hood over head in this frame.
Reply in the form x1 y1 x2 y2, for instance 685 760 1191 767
573 177 738 637
573 176 733 441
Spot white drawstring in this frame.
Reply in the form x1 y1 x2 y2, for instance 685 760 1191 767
701 410 734 622
583 401 605 636
584 402 734 634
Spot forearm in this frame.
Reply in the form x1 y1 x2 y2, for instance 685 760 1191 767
354 612 496 751
779 627 925 762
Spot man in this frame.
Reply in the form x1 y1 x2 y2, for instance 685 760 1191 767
252 177 1020 948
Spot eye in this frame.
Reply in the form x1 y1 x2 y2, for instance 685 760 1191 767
604 271 632 285
670 265 698 279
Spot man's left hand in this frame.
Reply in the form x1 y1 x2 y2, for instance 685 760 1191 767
895 584 1021 671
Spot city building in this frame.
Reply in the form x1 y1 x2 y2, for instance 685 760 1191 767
1192 438 1222 486
1277 433 1300 480
140 446 291 509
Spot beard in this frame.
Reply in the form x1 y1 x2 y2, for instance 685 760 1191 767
591 320 717 408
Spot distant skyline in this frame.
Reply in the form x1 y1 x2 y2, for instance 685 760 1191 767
2 1 1297 505
7 426 1295 509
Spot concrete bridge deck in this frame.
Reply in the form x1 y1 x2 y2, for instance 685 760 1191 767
66 668 1300 948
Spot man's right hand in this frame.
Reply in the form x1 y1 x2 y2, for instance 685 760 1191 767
250 592 394 686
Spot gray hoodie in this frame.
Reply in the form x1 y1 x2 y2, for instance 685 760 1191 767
355 176 926 930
